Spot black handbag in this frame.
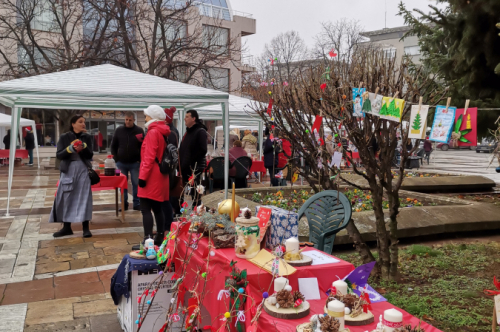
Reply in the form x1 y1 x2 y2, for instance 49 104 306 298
82 159 100 185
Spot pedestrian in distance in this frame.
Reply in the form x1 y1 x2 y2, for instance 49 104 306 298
50 115 94 238
178 110 207 209
110 111 144 211
3 129 10 150
138 105 171 246
24 127 35 166
423 136 433 165
263 127 280 187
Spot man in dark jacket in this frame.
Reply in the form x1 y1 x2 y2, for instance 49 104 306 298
263 127 280 186
24 127 35 166
179 110 207 208
110 112 144 211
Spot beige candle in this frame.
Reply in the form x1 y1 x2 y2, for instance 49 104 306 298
327 300 345 330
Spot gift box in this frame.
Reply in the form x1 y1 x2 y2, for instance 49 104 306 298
255 206 299 249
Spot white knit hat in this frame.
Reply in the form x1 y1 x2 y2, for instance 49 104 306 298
144 105 166 121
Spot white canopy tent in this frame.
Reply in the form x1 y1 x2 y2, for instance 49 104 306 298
0 64 232 216
0 113 40 167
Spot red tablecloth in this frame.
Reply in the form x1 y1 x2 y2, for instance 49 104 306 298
172 223 442 332
249 160 266 174
0 149 29 159
57 174 128 191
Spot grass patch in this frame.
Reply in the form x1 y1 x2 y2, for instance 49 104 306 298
336 242 500 332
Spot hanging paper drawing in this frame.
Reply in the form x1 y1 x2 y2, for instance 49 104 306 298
408 104 429 139
429 105 456 143
453 107 477 147
361 92 371 113
368 93 383 116
380 97 405 122
352 88 366 117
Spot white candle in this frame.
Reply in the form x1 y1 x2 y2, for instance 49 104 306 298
285 237 300 254
327 300 345 330
274 277 288 293
332 280 348 295
383 308 403 332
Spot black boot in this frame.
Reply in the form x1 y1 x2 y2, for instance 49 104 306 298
154 232 165 246
53 222 73 238
82 221 92 238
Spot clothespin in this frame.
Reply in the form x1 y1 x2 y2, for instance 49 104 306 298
463 99 470 115
418 96 423 113
374 87 379 95
445 97 451 113
358 82 363 89
320 109 323 117
392 91 399 100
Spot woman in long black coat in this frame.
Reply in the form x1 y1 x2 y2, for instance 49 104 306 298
49 115 94 238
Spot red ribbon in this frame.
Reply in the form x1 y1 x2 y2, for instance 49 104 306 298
267 98 274 116
294 299 303 307
484 276 500 296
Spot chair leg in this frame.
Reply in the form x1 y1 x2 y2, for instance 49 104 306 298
209 179 213 193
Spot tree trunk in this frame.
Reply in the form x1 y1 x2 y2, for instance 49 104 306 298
387 189 400 281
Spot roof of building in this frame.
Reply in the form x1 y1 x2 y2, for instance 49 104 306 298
360 26 411 37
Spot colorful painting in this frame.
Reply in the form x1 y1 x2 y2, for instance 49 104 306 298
453 107 477 147
408 104 429 139
380 97 405 122
429 105 456 143
101 111 115 119
366 93 383 116
352 88 366 117
115 111 126 120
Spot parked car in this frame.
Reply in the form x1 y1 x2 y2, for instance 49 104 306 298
476 137 497 153
437 140 450 151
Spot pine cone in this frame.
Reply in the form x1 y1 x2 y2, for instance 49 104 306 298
342 294 358 310
318 315 340 332
276 289 294 308
394 325 425 332
292 290 305 302
244 209 252 219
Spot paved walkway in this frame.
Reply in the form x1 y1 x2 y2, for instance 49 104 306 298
0 164 144 332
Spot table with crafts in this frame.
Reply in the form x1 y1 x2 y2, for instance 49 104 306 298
0 149 29 159
172 224 442 332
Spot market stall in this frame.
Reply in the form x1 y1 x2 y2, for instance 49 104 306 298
0 113 40 166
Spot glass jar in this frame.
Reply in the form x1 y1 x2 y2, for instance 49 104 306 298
235 216 261 259
104 155 116 176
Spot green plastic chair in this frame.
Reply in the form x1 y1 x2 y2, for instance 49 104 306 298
297 190 352 254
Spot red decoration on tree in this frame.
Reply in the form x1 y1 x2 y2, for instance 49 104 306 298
361 292 372 313
320 83 327 91
312 115 323 134
267 98 274 116
484 276 500 296
329 49 337 57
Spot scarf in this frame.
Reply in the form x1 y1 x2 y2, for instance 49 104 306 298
145 119 160 129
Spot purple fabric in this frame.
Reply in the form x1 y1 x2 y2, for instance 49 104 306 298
343 261 387 303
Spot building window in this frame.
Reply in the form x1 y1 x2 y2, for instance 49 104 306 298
203 25 229 55
18 45 59 69
404 46 420 56
203 68 229 92
383 48 396 59
194 1 231 21
30 0 62 32
156 19 187 45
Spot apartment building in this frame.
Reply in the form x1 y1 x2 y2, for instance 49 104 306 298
0 0 256 152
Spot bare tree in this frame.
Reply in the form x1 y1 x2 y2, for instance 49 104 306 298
313 18 366 61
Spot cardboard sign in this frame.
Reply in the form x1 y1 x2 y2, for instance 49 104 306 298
256 207 272 243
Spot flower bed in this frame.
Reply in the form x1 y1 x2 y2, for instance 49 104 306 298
245 188 437 213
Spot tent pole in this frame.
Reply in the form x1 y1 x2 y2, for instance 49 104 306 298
258 121 263 183
6 106 20 217
33 125 40 168
223 102 229 199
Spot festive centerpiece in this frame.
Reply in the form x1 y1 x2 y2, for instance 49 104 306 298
190 209 236 249
324 280 374 326
296 313 350 332
371 309 426 332
234 209 261 259
263 276 310 319
283 237 312 266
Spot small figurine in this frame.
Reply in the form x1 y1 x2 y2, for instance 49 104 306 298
145 237 156 260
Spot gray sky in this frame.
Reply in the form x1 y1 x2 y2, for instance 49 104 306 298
229 0 444 56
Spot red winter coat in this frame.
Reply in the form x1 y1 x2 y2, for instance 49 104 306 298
138 121 170 202
278 139 291 168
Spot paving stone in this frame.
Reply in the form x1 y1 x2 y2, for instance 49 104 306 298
98 270 115 294
0 258 15 275
80 293 107 302
24 318 91 332
73 252 90 260
89 313 121 332
101 244 132 256
73 299 115 318
36 253 74 265
2 278 55 305
35 261 70 275
25 297 81 326
39 237 84 249
0 303 28 332
82 234 114 243
56 243 95 254
111 232 142 239
54 272 104 299
92 239 128 248
88 249 104 258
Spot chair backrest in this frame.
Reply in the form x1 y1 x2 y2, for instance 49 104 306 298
208 157 225 180
232 156 252 178
297 190 352 249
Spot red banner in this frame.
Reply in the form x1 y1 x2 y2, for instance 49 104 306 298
455 107 477 147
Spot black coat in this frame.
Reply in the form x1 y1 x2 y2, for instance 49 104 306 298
263 138 279 168
168 123 179 147
110 124 144 163
3 134 10 150
179 122 207 174
25 132 35 150
56 131 94 173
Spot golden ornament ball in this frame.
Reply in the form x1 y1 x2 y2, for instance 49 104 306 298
218 199 240 220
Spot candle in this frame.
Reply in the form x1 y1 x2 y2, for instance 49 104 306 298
285 237 300 254
332 280 348 296
383 308 403 332
327 300 345 330
274 277 288 293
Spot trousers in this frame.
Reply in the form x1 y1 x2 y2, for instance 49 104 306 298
140 197 164 238
116 161 140 207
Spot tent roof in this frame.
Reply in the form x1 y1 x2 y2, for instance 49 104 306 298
0 64 228 110
0 113 35 127
195 94 262 121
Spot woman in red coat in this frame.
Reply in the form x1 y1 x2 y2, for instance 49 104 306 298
277 138 291 169
138 105 170 245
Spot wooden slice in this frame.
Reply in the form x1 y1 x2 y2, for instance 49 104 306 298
296 323 350 332
344 311 374 326
285 255 313 267
129 251 146 259
264 299 310 319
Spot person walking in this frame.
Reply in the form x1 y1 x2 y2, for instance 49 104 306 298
163 106 178 231
3 130 10 150
138 105 170 246
179 110 207 208
110 112 144 211
423 137 433 165
50 115 94 238
24 127 35 166
263 127 280 186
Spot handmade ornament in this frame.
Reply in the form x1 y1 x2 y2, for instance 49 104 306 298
234 209 260 259
283 81 289 86
264 285 310 319
429 102 456 143
224 261 249 332
144 237 156 260
408 101 429 139
296 313 351 332
267 98 274 116
379 96 405 122
322 67 331 80
283 237 312 266
352 88 366 117
329 48 337 57
370 309 403 332
312 115 323 135
320 83 327 91
196 184 205 195
484 276 500 329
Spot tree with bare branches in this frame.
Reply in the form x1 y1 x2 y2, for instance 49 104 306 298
313 18 366 61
